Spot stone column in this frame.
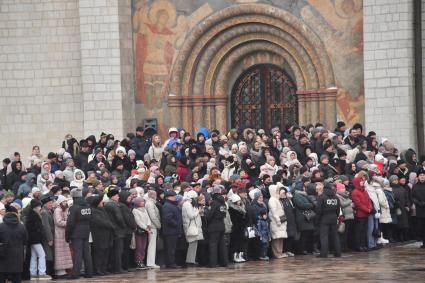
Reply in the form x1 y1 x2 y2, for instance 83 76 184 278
79 0 135 138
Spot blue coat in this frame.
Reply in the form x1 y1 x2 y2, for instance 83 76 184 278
161 200 183 237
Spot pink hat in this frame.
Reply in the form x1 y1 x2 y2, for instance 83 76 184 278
336 183 345 191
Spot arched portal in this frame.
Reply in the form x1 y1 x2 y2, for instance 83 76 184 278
167 4 338 134
231 64 297 131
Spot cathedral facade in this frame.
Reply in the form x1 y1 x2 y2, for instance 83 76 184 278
0 0 422 157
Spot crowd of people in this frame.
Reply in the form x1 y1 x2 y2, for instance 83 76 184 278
1 121 425 282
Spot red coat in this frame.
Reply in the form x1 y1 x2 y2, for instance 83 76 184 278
351 177 372 218
176 161 189 181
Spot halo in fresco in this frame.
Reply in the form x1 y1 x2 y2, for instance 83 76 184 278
148 0 177 28
334 0 362 18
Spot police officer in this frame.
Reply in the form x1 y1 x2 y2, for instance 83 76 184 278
206 187 228 268
66 188 93 279
315 182 341 258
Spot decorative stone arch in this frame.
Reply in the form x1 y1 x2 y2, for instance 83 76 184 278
168 4 337 134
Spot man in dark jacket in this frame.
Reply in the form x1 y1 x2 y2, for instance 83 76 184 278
118 191 137 271
87 194 113 276
25 199 51 280
0 206 27 283
161 190 183 268
75 141 91 173
87 148 111 173
66 188 93 279
316 183 341 258
130 127 151 160
40 194 55 277
206 190 228 268
412 168 425 248
104 188 126 273
6 161 22 192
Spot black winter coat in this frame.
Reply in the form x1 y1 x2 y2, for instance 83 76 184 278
206 194 226 233
161 200 183 237
118 191 137 235
65 197 92 241
412 181 425 218
316 190 340 225
228 202 248 236
249 200 267 225
90 207 113 249
393 185 410 229
282 198 297 237
104 200 126 238
0 213 27 273
25 209 44 244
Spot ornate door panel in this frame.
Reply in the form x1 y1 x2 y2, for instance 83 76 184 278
231 65 297 131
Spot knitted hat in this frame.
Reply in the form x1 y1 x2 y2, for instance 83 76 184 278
231 194 241 203
55 195 67 206
71 188 83 198
186 190 198 200
320 154 329 162
128 149 136 156
388 175 399 184
31 187 40 194
248 188 261 200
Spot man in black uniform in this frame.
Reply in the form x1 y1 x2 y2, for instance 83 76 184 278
206 188 228 268
66 188 93 279
104 188 127 273
316 182 341 258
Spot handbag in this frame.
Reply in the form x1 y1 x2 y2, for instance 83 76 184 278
135 226 147 235
303 210 316 222
244 226 259 239
186 219 198 237
337 221 345 234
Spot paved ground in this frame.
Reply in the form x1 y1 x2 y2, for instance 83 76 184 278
43 242 425 283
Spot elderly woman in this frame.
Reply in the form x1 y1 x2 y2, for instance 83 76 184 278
53 195 73 278
132 197 151 270
182 190 203 265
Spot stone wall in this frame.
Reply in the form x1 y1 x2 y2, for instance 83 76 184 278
363 0 417 151
0 0 83 159
78 0 134 138
0 0 135 159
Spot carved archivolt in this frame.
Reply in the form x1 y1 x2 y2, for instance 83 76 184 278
168 4 336 133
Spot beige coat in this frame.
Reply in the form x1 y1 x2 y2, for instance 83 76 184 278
145 198 161 229
182 200 203 243
375 185 392 223
268 185 287 239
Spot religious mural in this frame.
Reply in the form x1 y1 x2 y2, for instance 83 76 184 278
132 0 364 133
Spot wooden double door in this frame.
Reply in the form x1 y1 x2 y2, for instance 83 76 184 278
231 64 298 131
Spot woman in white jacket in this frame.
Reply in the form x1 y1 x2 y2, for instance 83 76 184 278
373 177 391 244
132 197 151 270
366 179 381 249
268 184 287 258
182 190 203 265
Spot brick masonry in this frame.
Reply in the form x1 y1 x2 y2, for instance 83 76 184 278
0 0 135 159
363 0 418 151
0 0 84 159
